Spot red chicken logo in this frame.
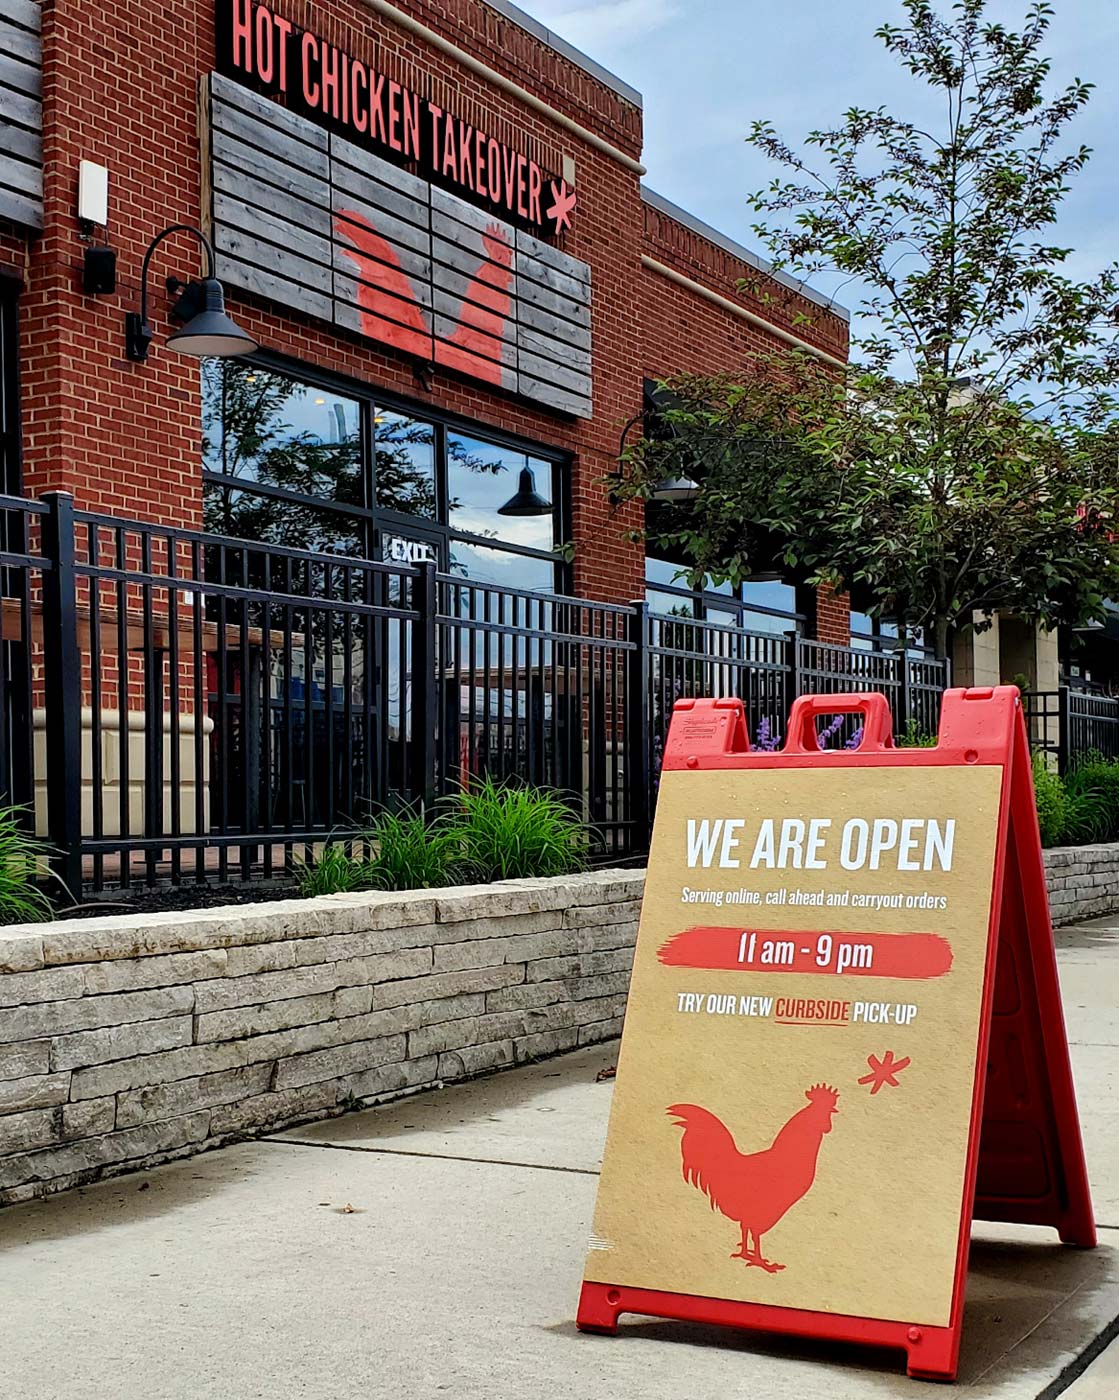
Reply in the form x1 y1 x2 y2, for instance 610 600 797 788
668 1084 839 1273
335 210 514 386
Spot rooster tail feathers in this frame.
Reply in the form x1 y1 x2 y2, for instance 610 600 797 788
666 1104 740 1213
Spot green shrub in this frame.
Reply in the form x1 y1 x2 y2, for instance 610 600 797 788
446 776 589 882
898 718 937 748
1063 758 1119 845
296 842 369 898
365 809 464 891
1032 753 1068 848
0 808 55 924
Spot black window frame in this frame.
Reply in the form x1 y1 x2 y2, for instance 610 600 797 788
644 554 804 635
201 349 573 593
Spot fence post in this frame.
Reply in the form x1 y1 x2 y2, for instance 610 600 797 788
40 492 83 901
410 560 438 808
626 600 651 854
1058 684 1071 775
785 632 803 722
894 649 910 741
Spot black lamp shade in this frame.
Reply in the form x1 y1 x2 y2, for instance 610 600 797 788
497 466 552 517
165 278 258 358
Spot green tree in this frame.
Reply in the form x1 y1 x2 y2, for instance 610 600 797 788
616 1 1119 660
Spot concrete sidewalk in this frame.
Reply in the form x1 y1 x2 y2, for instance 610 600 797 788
2 920 1118 1399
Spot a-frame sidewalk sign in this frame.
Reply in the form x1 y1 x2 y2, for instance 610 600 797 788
578 687 1095 1380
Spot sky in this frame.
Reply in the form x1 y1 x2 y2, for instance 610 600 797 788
513 0 1119 320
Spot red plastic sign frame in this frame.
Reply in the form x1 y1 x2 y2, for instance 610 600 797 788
577 687 1095 1380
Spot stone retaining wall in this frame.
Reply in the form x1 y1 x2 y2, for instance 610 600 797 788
0 848 1113 1206
1044 844 1119 925
0 871 641 1206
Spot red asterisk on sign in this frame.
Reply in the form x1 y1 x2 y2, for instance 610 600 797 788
546 179 578 233
858 1050 912 1095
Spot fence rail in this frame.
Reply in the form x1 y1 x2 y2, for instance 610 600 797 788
0 493 953 895
1022 687 1119 771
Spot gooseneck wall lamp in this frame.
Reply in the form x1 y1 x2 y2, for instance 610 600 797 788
125 224 258 362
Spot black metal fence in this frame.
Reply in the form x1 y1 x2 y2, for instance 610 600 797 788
0 492 952 896
1022 687 1119 772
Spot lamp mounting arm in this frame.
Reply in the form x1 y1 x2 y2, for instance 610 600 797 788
138 224 217 329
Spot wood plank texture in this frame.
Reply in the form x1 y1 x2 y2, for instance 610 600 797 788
208 78 593 418
0 0 41 231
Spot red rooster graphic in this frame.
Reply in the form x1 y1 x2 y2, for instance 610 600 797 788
668 1084 839 1272
335 211 514 386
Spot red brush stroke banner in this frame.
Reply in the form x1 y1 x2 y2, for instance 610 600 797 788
658 927 953 980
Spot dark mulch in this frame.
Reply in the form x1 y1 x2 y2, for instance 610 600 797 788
53 880 303 920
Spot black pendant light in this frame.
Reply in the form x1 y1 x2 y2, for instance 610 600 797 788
497 466 552 516
650 473 700 503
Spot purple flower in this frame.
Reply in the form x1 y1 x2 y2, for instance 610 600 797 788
845 724 865 750
754 716 782 751
818 713 846 748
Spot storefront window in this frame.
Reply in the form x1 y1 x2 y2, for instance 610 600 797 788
447 433 555 557
202 361 362 506
374 410 437 518
645 555 799 634
203 485 365 557
201 360 566 593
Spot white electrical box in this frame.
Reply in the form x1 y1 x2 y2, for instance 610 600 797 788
78 161 109 226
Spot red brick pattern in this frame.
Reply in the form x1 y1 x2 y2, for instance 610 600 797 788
5 0 848 635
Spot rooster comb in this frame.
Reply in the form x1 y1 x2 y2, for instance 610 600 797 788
806 1083 839 1104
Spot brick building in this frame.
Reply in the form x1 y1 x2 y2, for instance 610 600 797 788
0 0 850 636
0 0 874 886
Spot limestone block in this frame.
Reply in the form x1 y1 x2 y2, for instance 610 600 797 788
344 1055 441 1103
0 985 194 1044
514 1027 579 1063
222 943 297 977
0 1042 48 1081
209 1080 341 1137
525 947 635 983
0 1111 211 1190
564 900 642 928
50 1015 194 1072
0 934 44 974
193 985 370 1044
82 949 228 995
369 964 523 1011
116 1064 274 1129
0 1105 61 1155
578 1017 624 1046
437 1040 514 1079
485 982 566 1013
272 1032 408 1090
60 1098 116 1140
193 947 433 1014
0 1072 70 1115
0 964 86 1009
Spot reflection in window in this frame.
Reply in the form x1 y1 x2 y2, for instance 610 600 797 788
203 487 366 557
449 539 554 593
447 433 555 557
373 411 437 518
743 580 798 635
202 361 362 506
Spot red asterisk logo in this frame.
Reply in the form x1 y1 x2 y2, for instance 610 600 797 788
546 178 578 233
858 1050 911 1095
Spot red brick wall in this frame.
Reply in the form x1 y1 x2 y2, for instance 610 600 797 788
10 0 848 626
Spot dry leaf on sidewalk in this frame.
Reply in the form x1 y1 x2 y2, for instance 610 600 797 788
596 1066 617 1081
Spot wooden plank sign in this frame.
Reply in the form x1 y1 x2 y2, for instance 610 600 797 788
578 688 1094 1381
203 73 593 419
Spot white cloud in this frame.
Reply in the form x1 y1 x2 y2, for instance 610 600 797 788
525 0 682 53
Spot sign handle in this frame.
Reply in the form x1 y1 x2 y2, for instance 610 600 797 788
783 692 896 753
